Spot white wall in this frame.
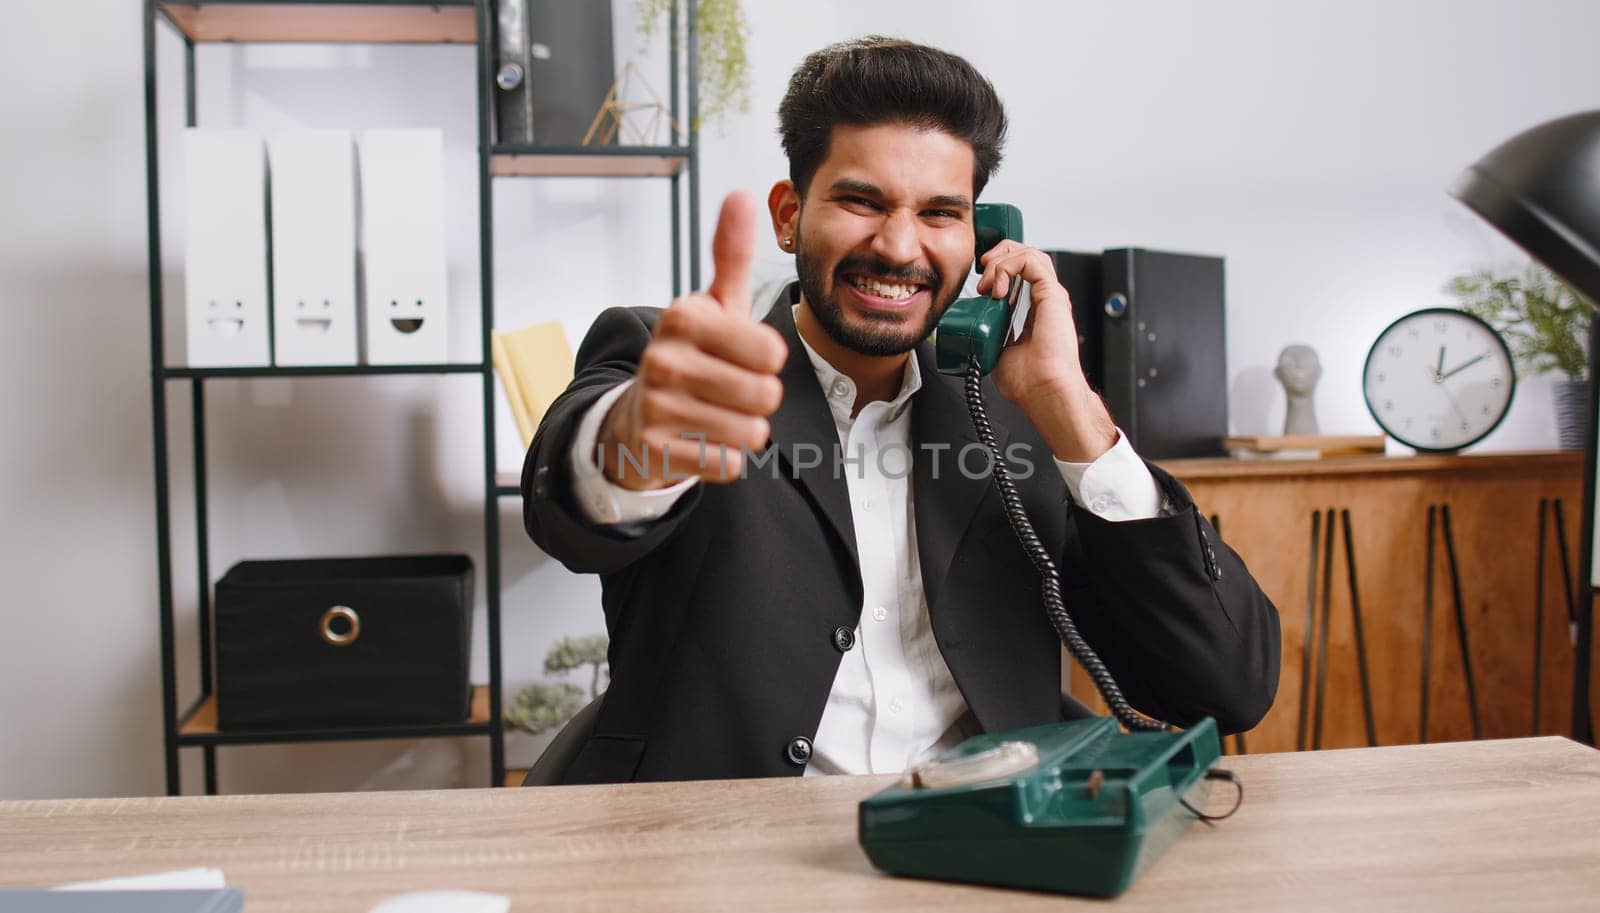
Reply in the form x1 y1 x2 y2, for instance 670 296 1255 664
2 0 1595 799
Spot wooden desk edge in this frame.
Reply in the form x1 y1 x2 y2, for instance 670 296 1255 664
1 736 1589 811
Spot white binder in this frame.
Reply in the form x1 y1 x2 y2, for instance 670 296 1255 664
357 129 449 365
183 129 270 367
268 130 358 366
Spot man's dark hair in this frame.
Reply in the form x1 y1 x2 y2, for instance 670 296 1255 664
777 36 1008 200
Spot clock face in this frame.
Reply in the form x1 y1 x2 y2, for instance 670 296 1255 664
1362 308 1516 452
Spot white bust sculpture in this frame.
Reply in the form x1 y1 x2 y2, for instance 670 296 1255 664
1274 344 1322 436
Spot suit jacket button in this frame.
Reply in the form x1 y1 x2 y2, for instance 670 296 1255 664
785 736 813 766
832 626 856 652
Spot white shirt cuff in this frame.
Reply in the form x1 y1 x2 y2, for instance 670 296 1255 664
568 379 698 525
1054 430 1167 521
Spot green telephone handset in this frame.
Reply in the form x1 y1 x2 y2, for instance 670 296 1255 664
860 203 1240 897
933 202 1028 376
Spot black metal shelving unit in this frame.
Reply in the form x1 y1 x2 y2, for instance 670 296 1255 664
141 0 699 794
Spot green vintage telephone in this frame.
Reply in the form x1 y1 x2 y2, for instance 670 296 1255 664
859 204 1240 897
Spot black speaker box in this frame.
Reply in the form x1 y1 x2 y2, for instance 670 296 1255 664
1050 249 1228 459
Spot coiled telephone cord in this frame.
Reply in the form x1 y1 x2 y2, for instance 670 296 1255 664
964 357 1169 733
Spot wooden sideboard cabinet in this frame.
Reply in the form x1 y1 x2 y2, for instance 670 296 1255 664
1069 451 1590 753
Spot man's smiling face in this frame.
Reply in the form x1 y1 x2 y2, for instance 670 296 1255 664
793 122 977 356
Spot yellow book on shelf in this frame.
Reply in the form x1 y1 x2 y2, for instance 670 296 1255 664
491 321 575 447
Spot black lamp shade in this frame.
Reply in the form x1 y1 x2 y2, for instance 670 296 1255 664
1450 109 1600 306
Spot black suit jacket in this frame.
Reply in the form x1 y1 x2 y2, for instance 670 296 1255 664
522 295 1281 784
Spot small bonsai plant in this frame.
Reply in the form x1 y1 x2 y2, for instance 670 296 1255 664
543 633 610 699
1445 262 1588 381
503 682 586 735
505 634 609 736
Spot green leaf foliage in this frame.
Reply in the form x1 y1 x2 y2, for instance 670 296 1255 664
504 633 611 733
503 682 587 735
544 634 609 675
1445 263 1590 380
635 0 751 131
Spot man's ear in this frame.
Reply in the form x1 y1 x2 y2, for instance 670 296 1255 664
767 180 800 253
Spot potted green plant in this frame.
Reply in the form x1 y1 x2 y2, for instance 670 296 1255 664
505 634 609 739
1446 263 1591 448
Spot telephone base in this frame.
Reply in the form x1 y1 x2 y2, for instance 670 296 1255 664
858 716 1223 897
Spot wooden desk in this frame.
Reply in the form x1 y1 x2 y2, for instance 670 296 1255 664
3 738 1598 911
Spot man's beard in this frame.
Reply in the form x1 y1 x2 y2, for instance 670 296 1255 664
794 233 956 357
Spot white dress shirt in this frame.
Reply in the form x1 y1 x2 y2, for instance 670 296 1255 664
566 312 1167 774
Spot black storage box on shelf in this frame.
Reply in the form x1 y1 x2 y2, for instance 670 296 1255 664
215 555 474 729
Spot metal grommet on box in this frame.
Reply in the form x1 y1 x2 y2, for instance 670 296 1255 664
832 626 856 653
785 736 813 766
319 605 361 647
495 62 524 91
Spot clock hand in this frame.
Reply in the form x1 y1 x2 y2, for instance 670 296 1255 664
1437 346 1446 377
1438 377 1471 426
1440 352 1489 381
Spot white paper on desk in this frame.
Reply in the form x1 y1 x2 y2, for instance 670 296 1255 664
54 868 227 891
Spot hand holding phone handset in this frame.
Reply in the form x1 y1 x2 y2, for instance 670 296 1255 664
934 203 1167 735
858 205 1241 898
932 202 1030 376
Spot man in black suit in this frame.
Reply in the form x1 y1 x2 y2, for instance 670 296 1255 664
523 37 1280 784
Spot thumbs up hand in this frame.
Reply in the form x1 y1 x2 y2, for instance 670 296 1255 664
597 191 789 489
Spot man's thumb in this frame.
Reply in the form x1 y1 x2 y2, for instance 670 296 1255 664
707 190 757 315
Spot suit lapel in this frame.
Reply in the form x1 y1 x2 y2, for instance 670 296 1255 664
763 299 858 568
910 344 1009 618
